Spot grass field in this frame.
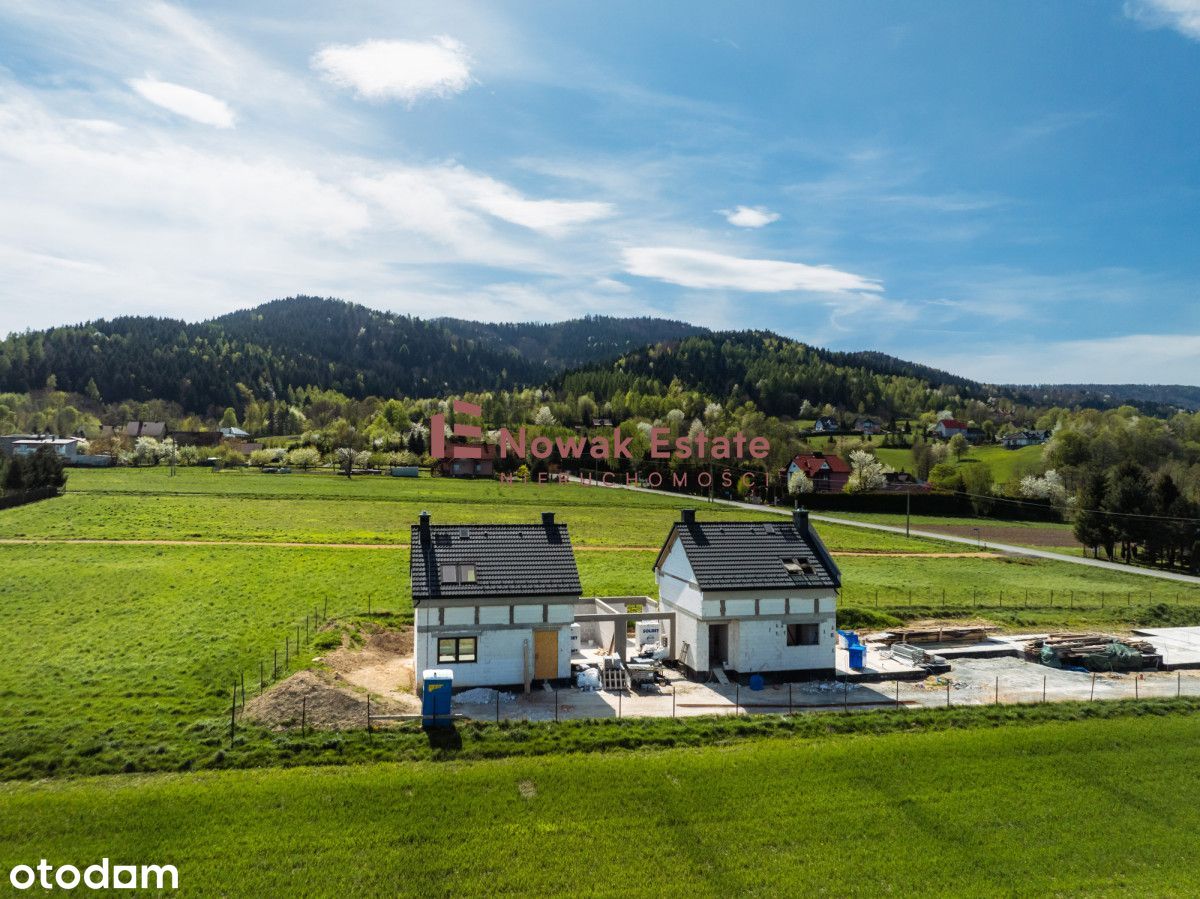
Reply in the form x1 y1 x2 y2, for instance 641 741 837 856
4 468 1200 783
875 442 1044 482
4 712 1200 895
3 467 940 551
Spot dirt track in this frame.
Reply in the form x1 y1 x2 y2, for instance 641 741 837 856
0 537 995 557
912 524 1081 548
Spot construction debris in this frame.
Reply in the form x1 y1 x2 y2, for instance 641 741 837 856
1025 633 1162 672
877 625 1000 645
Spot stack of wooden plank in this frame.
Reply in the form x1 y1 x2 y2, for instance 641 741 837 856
1025 633 1161 670
877 625 1000 646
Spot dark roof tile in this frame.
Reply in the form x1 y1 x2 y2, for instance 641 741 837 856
410 522 582 601
657 518 840 592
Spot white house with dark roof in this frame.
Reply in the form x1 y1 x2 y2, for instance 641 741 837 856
653 508 841 682
410 511 584 690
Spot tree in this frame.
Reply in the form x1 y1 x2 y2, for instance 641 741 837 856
1105 460 1152 563
787 469 814 496
845 450 889 493
1019 469 1067 505
3 456 25 491
534 405 556 426
960 463 994 515
948 433 969 459
287 447 322 470
928 463 963 492
1074 469 1114 559
219 407 239 429
133 436 161 466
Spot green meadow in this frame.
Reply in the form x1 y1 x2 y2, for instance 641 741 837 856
3 468 1200 783
4 713 1200 896
5 467 932 550
874 441 1045 482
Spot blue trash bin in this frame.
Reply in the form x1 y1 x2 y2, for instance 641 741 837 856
848 644 866 670
421 668 454 728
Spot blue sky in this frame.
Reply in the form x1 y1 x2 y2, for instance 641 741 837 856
0 1 1197 384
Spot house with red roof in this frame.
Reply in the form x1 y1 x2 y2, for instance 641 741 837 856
932 417 969 439
786 451 851 493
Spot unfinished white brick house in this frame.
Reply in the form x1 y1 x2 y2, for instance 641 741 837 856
653 508 841 682
410 511 584 689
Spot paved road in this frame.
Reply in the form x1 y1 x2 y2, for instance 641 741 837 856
571 476 1200 585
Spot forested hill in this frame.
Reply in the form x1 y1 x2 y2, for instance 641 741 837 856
556 331 990 419
1008 384 1200 414
1 295 1191 418
0 296 704 411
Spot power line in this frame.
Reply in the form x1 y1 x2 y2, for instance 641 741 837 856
950 489 1200 523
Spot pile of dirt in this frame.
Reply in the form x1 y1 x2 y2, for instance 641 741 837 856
243 669 417 731
323 626 417 696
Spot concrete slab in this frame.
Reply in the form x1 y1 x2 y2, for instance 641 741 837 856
1132 626 1200 669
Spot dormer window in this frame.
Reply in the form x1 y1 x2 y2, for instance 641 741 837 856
440 563 477 584
783 558 815 576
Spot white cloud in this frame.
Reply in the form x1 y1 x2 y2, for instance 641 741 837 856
436 166 614 234
722 205 780 228
350 164 613 251
0 85 626 330
312 36 472 104
1125 0 1200 40
621 246 882 293
933 334 1200 385
128 76 235 128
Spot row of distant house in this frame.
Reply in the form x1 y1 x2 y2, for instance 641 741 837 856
785 452 925 494
101 420 258 451
809 416 882 436
412 507 842 687
0 434 110 466
1 421 263 465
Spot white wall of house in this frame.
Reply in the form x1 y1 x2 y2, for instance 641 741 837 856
726 615 836 673
656 540 837 674
413 599 576 688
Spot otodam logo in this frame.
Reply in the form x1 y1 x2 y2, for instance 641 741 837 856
431 400 771 462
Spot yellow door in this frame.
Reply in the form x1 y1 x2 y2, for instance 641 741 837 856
533 629 558 679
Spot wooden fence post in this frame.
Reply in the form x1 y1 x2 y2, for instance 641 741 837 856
230 683 236 750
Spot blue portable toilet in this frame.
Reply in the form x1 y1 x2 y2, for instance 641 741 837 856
421 668 454 728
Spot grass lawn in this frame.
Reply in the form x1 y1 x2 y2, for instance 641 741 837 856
5 467 1200 783
0 542 660 781
875 443 1044 483
4 467 944 551
4 713 1200 895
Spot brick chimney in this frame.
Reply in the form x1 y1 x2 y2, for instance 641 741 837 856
681 508 696 525
419 510 431 544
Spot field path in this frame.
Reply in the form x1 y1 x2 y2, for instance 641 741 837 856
0 537 993 557
569 477 1200 585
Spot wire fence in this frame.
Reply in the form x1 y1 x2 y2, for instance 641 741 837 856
840 586 1200 613
315 666 1200 734
224 594 398 748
